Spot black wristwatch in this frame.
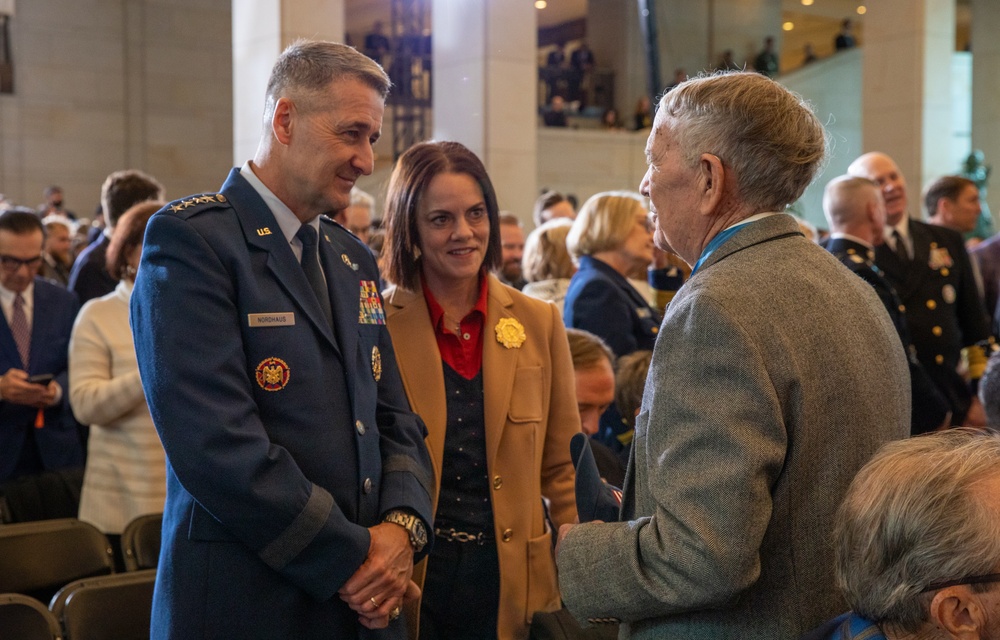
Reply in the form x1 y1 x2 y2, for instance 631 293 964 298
383 510 428 553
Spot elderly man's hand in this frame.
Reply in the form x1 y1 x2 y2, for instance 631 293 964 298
338 522 415 628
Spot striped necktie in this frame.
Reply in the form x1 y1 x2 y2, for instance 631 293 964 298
11 293 30 368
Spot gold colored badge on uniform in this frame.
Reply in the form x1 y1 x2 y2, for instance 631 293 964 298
371 346 382 382
255 357 290 391
342 254 359 271
850 254 864 264
256 227 272 236
169 194 225 213
358 280 386 325
928 247 954 270
495 318 526 349
248 312 294 327
942 284 957 304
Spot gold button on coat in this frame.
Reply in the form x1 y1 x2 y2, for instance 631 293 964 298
935 355 944 365
501 528 513 542
493 476 503 490
932 326 943 336
363 478 372 493
355 420 365 435
926 300 937 310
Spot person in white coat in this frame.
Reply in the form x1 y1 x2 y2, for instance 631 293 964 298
70 200 166 565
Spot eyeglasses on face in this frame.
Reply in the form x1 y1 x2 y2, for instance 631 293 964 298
0 255 42 272
920 572 1000 593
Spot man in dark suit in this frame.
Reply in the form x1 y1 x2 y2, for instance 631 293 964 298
849 152 993 426
68 169 163 305
823 175 951 433
0 208 82 482
131 41 434 639
556 72 909 640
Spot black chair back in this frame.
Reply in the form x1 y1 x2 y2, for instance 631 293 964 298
0 593 62 640
0 518 113 603
49 570 156 640
121 514 162 572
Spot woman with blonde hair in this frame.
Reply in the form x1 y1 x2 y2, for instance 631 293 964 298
381 140 578 640
521 217 575 313
564 191 661 358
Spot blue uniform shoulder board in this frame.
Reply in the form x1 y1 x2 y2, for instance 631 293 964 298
166 193 231 220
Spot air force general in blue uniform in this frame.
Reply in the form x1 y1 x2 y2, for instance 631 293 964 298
131 41 433 639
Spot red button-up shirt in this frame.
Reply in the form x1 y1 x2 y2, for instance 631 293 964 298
421 273 489 380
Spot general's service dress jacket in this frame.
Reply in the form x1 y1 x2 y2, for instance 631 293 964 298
383 275 578 640
131 169 434 640
557 214 910 640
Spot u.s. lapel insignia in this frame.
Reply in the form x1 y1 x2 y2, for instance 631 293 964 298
342 253 358 271
371 346 382 382
358 280 386 324
928 247 953 270
495 318 526 349
255 357 290 391
257 227 272 236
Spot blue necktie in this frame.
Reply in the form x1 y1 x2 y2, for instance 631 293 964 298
296 225 333 326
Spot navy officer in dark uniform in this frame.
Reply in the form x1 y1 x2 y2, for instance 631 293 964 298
849 152 994 426
131 40 434 639
823 175 950 433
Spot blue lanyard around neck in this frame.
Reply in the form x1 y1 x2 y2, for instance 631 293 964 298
690 223 748 277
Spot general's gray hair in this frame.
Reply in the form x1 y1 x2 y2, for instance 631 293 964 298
263 40 390 127
659 71 826 213
834 429 1000 634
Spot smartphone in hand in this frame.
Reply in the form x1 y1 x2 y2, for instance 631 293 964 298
27 373 54 386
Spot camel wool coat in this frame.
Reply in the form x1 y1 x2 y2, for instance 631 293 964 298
383 274 579 640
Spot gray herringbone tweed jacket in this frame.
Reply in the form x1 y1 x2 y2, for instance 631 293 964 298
556 214 911 640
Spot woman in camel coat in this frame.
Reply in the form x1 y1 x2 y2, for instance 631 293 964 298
381 140 579 640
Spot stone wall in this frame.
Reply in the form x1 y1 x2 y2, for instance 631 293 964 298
0 0 232 214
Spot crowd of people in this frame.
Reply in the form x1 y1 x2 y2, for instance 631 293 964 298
4 38 1000 640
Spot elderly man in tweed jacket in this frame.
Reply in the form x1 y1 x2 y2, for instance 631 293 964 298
555 72 911 640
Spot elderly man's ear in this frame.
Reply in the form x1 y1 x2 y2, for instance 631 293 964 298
929 587 989 639
697 153 725 216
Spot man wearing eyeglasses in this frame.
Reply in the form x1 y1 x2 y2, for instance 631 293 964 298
801 428 1000 640
0 208 82 483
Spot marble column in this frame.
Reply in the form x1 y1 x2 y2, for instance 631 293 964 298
861 0 955 213
431 0 537 224
231 0 345 163
971 0 1000 222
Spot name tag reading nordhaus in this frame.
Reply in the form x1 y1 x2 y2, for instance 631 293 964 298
248 313 295 327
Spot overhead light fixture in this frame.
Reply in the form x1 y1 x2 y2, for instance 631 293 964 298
782 21 794 31
535 0 546 8
857 5 867 14
801 0 814 5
